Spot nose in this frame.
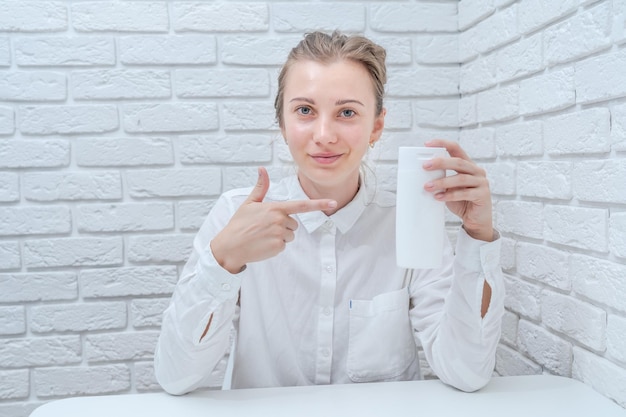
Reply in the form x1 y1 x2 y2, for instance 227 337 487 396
313 115 337 144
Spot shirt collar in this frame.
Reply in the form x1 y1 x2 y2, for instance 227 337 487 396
286 175 369 235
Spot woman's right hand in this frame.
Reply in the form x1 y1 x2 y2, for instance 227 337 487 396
210 167 337 274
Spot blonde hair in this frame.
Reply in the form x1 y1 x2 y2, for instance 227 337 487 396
274 31 387 127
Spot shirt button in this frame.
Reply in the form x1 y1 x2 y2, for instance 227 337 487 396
324 220 333 228
221 283 231 291
323 307 332 316
321 348 330 357
325 265 333 273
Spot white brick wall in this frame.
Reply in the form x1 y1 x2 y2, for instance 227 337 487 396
1 1 625 415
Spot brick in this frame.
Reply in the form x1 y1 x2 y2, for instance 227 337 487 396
175 69 269 98
0 71 66 101
179 135 271 164
135 361 160 392
223 102 279 131
459 26 479 63
459 127 495 159
496 344 542 376
0 206 71 236
574 160 626 204
458 95 477 127
35 365 130 398
387 68 459 97
0 2 67 32
610 213 626 258
414 34 458 64
518 320 572 376
544 2 612 66
611 102 626 151
545 205 608 251
572 255 626 314
370 3 457 32
504 275 541 320
24 237 123 268
471 4 519 55
607 314 626 364
81 266 177 298
15 37 115 66
496 201 543 239
24 171 121 201
0 336 81 368
72 2 168 32
221 36 298 65
223 166 290 191
0 37 8 66
500 237 516 271
0 105 14 135
0 272 76 302
86 331 159 362
0 306 25 336
500 310 519 345
541 291 606 351
127 168 220 198
0 172 19 202
518 0 577 35
274 3 364 32
0 139 69 168
477 84 519 123
174 3 268 32
0 403 40 417
516 243 570 291
0 370 29 400
123 103 218 133
573 347 626 407
483 162 515 195
520 67 575 116
369 36 412 65
19 105 118 135
120 35 216 65
128 234 194 263
517 161 572 199
460 54 496 94
413 99 458 129
458 0 495 31
544 108 610 155
77 203 173 233
496 32 542 84
131 299 170 328
72 69 170 100
178 199 216 231
378 100 412 131
31 302 126 333
76 137 173 167
574 51 626 104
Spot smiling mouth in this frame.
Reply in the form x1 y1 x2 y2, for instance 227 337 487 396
311 154 342 164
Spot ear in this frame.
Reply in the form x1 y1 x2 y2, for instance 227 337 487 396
369 108 386 146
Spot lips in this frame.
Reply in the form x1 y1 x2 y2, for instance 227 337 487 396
310 153 342 164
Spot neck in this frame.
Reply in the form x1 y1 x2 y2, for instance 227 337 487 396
297 172 361 216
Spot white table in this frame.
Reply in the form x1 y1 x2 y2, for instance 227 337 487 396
30 375 626 417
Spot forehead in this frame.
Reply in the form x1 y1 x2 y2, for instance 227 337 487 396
283 59 375 100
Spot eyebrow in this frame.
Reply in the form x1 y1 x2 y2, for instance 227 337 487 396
289 97 365 107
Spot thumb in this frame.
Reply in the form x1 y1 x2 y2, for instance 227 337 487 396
246 167 270 203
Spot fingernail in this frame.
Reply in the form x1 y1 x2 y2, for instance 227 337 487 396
423 161 433 169
425 182 434 189
328 200 337 209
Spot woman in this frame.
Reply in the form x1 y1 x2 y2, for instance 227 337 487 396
154 31 504 395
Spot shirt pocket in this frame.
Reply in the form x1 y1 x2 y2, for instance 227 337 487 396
347 287 416 382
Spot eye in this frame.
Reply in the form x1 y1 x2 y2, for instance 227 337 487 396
296 106 312 115
340 109 355 118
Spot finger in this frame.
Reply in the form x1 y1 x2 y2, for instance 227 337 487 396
284 216 298 232
246 167 270 203
276 198 338 215
425 139 470 161
427 173 486 192
284 229 295 243
425 156 486 177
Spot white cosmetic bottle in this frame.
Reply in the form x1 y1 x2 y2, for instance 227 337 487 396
396 147 447 269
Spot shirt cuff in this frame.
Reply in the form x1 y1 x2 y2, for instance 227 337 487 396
454 227 501 274
196 243 244 302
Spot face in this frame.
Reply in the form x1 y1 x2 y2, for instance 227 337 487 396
280 59 385 197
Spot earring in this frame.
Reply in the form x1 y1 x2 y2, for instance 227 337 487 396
369 142 375 149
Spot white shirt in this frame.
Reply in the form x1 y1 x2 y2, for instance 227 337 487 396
154 175 505 395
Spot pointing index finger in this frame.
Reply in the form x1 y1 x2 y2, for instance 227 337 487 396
276 199 338 215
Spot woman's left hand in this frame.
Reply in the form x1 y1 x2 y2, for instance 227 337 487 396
423 139 495 242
